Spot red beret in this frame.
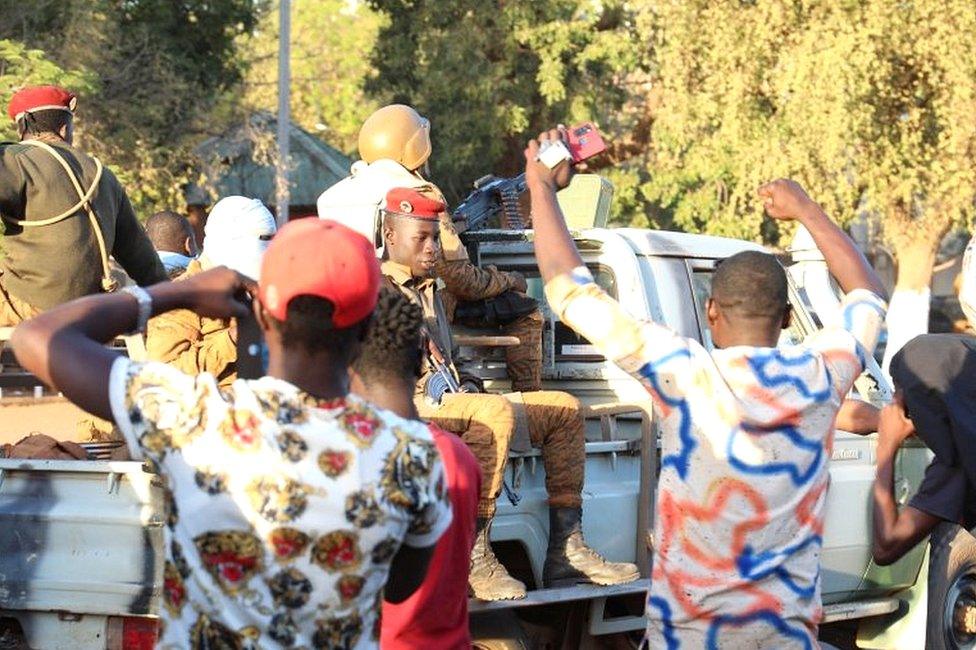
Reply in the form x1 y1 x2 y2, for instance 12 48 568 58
383 187 444 221
8 85 77 122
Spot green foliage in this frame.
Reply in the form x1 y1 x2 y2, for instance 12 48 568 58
0 39 97 143
633 0 976 263
365 0 641 202
0 0 267 216
239 0 387 156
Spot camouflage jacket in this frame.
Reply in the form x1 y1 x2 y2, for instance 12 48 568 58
145 260 237 387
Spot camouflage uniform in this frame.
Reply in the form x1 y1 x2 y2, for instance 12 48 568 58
435 206 544 393
382 261 583 518
146 260 237 387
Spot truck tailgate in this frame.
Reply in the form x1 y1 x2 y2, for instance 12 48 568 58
0 460 164 617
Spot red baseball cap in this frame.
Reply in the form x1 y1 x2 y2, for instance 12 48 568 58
8 85 77 122
383 187 444 220
259 219 381 328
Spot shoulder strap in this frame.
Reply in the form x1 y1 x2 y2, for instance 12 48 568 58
1 140 116 292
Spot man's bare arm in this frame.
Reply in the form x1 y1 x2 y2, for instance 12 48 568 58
759 179 887 299
871 402 940 565
836 399 880 435
524 129 583 284
872 442 940 565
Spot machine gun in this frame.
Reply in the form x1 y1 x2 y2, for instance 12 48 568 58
452 173 527 233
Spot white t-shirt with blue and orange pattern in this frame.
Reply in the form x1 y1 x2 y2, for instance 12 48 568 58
546 268 885 650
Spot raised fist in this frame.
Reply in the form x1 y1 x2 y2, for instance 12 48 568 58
757 179 815 221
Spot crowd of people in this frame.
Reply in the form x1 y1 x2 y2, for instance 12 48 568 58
2 84 975 649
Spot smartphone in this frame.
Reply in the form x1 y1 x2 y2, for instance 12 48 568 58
566 122 607 163
236 297 268 380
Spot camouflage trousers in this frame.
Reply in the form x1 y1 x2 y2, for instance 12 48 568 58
416 390 584 518
504 310 543 393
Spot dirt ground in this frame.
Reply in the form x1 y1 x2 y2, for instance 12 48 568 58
0 397 116 445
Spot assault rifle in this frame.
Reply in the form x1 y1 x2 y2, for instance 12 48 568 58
452 173 527 233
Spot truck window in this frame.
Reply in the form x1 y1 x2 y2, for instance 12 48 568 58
546 264 618 361
689 269 806 351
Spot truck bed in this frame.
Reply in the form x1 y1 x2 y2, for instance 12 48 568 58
0 460 164 618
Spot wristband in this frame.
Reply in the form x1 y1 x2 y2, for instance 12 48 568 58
122 285 153 335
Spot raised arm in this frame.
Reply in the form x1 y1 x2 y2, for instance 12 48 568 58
759 179 886 300
525 129 694 387
11 268 251 421
524 129 582 284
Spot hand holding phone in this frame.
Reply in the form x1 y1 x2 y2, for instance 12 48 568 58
535 122 607 169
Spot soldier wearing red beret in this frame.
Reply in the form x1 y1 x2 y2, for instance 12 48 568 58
380 187 639 602
0 85 166 325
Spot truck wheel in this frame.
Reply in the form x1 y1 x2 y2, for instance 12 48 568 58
927 522 976 650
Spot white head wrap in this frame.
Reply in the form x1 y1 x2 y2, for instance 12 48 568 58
203 196 277 280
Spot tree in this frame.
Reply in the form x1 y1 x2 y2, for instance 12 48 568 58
0 0 267 214
0 40 96 143
239 0 387 157
631 0 976 348
364 0 642 203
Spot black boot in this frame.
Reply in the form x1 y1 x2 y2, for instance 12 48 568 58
542 507 640 588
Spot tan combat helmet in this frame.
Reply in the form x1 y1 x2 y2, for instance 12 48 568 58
358 104 432 171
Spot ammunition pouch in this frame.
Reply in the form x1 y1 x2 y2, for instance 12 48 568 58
454 290 538 328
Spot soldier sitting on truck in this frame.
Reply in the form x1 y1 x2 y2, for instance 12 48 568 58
146 196 275 387
0 85 166 325
317 104 544 392
870 335 976 566
380 186 639 601
527 128 888 648
145 210 199 278
350 288 481 649
10 218 453 648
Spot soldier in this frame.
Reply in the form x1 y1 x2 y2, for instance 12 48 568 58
146 196 275 386
380 186 639 600
0 85 166 325
317 104 544 392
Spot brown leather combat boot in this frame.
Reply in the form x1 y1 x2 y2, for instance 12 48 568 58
469 517 527 601
542 507 641 588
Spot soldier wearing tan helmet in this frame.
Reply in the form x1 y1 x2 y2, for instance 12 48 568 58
324 103 544 393
358 104 433 173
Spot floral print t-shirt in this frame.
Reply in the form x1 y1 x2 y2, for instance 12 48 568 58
108 358 452 649
545 267 886 650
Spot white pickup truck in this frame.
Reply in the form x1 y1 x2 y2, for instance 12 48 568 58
0 224 971 649
460 225 973 649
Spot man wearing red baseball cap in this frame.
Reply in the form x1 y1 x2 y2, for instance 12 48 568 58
0 85 165 325
380 186 639 601
10 219 452 648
